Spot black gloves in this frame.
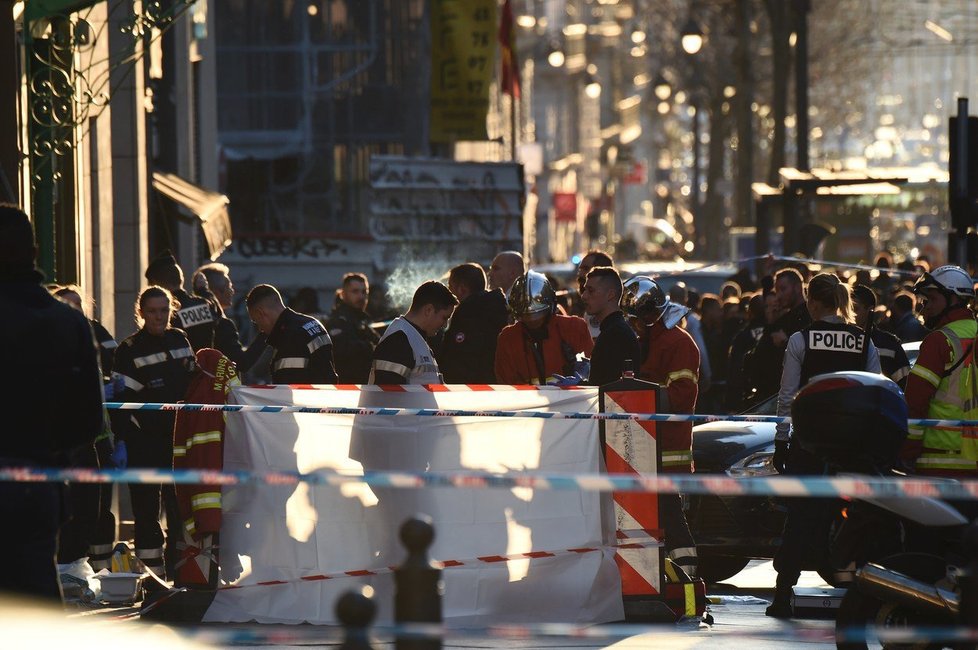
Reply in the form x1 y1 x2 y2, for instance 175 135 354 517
773 440 790 475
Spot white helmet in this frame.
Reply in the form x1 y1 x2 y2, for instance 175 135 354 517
913 264 975 299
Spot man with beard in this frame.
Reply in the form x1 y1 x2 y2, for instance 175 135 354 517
326 273 380 383
439 263 508 383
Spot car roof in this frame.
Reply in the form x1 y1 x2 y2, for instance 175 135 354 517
618 261 739 296
531 260 740 294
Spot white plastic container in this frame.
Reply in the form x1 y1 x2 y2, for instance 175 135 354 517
98 573 144 604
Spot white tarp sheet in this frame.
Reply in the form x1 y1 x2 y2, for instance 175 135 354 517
204 386 623 625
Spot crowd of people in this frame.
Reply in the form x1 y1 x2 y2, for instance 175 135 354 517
4 198 977 611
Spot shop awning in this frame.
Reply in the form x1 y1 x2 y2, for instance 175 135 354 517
152 172 232 260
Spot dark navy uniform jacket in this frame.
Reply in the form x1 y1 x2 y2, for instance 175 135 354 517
171 288 221 352
111 328 195 443
267 308 337 384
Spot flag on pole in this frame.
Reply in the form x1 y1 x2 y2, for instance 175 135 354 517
499 0 521 99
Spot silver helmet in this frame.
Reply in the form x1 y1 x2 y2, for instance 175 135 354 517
623 276 690 328
509 270 556 318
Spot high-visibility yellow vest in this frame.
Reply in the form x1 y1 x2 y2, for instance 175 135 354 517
908 319 978 475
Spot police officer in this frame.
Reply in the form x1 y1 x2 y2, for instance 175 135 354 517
246 284 337 384
326 273 380 383
494 271 593 385
581 266 640 386
370 281 458 385
852 284 911 389
623 276 701 578
110 286 196 581
439 263 508 383
194 262 268 373
145 251 221 352
767 273 881 618
901 265 978 478
0 204 103 600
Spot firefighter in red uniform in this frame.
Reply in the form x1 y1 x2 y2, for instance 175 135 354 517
901 266 978 480
623 276 700 578
494 271 593 385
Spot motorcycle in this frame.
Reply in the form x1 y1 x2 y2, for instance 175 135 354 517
788 371 976 649
834 517 977 650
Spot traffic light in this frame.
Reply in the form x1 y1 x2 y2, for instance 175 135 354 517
949 98 978 232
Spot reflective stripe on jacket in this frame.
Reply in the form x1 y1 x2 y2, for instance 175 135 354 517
370 316 443 384
907 318 978 476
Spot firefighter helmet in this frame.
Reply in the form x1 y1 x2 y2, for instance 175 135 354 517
508 270 556 318
622 276 669 322
913 265 975 300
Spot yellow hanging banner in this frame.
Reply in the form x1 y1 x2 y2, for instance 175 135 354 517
429 0 496 142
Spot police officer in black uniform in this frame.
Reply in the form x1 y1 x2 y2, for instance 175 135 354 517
852 284 911 389
439 263 508 383
326 273 380 383
581 266 640 385
246 284 338 384
767 273 881 618
0 204 103 600
110 286 196 581
193 262 268 373
145 251 221 352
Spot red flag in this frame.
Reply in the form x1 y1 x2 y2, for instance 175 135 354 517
499 0 521 99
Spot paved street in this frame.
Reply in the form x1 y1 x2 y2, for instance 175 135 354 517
53 561 838 649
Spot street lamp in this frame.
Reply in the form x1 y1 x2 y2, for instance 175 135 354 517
680 18 704 55
584 63 601 99
681 17 705 255
547 41 565 68
653 73 671 101
585 71 602 99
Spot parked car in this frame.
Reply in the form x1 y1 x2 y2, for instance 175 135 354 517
531 260 740 316
687 341 921 584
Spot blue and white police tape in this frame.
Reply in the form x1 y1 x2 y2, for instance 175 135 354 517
104 400 978 429
5 466 978 499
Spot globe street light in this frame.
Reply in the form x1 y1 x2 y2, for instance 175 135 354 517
653 73 671 101
681 18 704 55
547 41 565 67
585 71 602 99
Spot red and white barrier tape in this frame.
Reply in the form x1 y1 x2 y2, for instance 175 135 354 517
219 539 662 591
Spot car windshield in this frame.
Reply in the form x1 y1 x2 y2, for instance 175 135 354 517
738 340 918 419
741 394 778 416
